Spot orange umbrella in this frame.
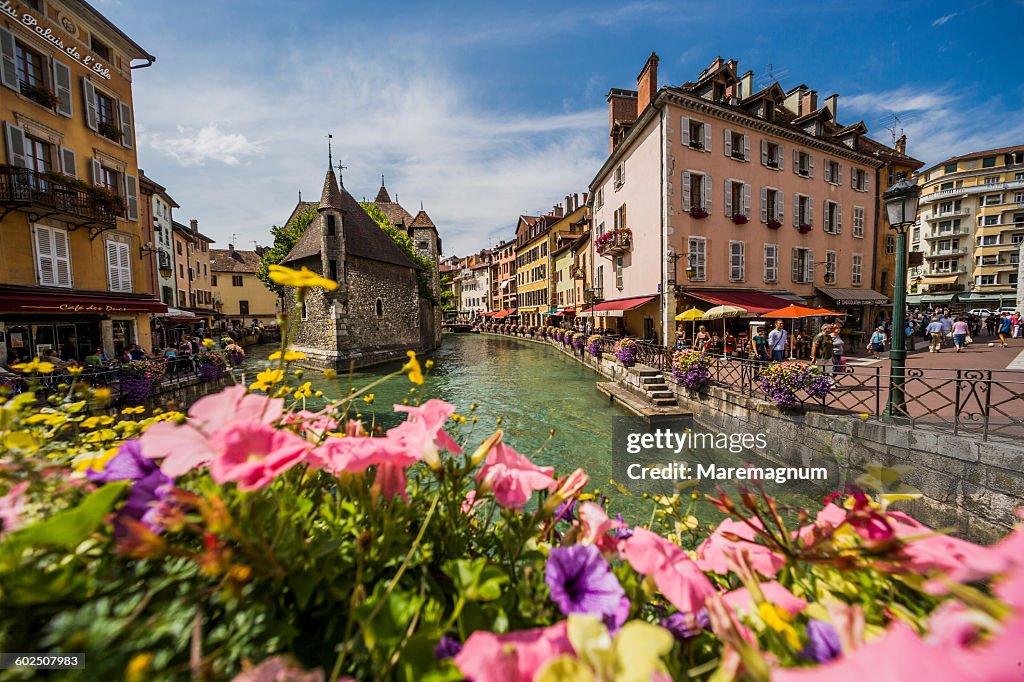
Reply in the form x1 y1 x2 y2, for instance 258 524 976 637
761 304 822 318
810 307 845 317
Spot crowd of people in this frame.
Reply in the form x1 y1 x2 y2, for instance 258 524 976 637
908 309 1021 353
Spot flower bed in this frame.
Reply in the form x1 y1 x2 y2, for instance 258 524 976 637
756 360 833 408
616 338 637 367
671 349 711 389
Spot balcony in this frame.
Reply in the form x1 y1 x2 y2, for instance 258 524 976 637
924 247 967 258
596 229 632 257
570 264 586 279
927 267 968 275
921 179 1024 204
925 207 971 220
0 166 124 235
924 228 970 239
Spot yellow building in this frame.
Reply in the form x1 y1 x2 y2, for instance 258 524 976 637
0 0 159 365
172 219 215 317
911 145 1024 310
211 245 280 326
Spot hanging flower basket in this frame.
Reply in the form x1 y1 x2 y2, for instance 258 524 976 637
767 219 783 230
757 361 833 409
671 349 712 389
798 224 813 234
730 214 749 225
616 338 637 367
587 335 603 358
690 207 709 220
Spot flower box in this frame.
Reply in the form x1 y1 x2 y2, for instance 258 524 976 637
767 219 783 230
689 206 709 220
730 214 749 225
798 224 812 234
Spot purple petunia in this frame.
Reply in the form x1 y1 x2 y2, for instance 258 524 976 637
545 545 627 625
434 634 462 660
661 609 711 642
614 513 633 540
87 439 172 538
802 618 841 662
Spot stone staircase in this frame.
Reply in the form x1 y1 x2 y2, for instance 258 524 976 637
637 367 677 407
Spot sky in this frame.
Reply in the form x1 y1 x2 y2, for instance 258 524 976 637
100 0 1024 257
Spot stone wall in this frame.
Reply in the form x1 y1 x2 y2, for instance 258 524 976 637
146 374 231 410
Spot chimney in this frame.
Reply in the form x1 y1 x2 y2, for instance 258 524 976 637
607 89 639 152
782 86 804 116
189 219 198 232
823 93 838 118
802 90 818 115
636 52 659 114
896 134 907 155
228 243 234 255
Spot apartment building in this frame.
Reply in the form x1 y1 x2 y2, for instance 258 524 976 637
0 0 160 365
458 251 491 320
588 54 900 341
211 244 279 326
910 146 1024 310
515 196 588 326
139 170 178 307
489 238 516 314
171 219 215 318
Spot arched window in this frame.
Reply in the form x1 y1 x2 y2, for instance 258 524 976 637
375 298 384 317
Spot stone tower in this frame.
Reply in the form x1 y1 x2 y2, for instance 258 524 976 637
409 209 443 347
318 166 348 348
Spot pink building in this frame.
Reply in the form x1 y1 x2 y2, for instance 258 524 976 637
587 54 893 343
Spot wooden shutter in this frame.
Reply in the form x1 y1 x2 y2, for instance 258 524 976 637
125 173 139 220
107 240 131 292
764 244 777 282
836 204 843 233
851 170 857 189
4 122 27 168
792 149 799 174
90 157 101 184
703 123 711 153
808 154 815 178
682 171 691 210
35 225 55 286
824 162 831 183
776 190 784 221
791 247 800 282
53 228 71 287
52 59 73 117
743 183 751 217
743 135 750 161
724 129 732 157
82 79 98 131
805 249 815 282
760 186 768 223
59 145 76 177
864 174 870 194
823 199 830 231
106 240 121 291
808 199 814 225
724 179 732 216
777 144 784 170
681 116 690 146
704 174 712 212
0 27 17 91
120 102 133 148
837 164 843 186
793 194 800 226
761 139 768 166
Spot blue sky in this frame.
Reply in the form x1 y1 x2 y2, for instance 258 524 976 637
100 0 1024 256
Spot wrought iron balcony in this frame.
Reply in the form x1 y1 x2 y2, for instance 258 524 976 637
570 264 586 279
0 166 124 232
596 229 632 256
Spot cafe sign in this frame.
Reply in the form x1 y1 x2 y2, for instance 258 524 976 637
23 303 146 313
0 1 113 79
832 299 889 306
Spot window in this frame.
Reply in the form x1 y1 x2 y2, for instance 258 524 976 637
98 166 120 194
984 176 1000 185
615 256 624 289
853 206 865 238
417 240 428 249
24 135 51 174
176 241 182 255
96 89 116 128
725 180 750 218
613 204 627 231
204 291 211 305
976 274 997 285
328 259 338 283
760 187 783 223
983 215 999 226
239 300 249 316
794 194 813 227
14 41 44 89
764 244 778 282
886 235 895 254
761 140 782 169
851 168 869 192
982 156 996 168
1016 173 1024 182
978 255 999 266
178 264 184 279
34 225 72 288
729 241 745 281
983 194 1002 206
725 130 748 161
595 187 604 210
1015 192 1024 203
232 275 243 287
326 214 336 236
300 300 308 320
688 237 706 281
824 250 836 283
823 200 841 234
945 162 958 174
374 298 384 317
852 254 863 286
791 247 813 283
211 275 217 286
614 162 625 189
794 150 813 177
90 35 112 61
824 159 841 184
682 117 708 150
682 171 710 213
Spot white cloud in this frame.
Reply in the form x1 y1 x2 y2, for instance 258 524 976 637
931 12 958 26
843 88 952 114
144 124 262 167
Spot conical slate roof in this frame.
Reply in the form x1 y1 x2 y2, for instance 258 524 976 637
409 209 436 229
320 167 343 209
374 178 392 203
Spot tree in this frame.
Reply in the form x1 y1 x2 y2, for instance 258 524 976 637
257 206 318 297
360 202 438 305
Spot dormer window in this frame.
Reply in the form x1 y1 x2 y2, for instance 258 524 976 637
713 83 725 101
764 102 775 122
90 35 112 61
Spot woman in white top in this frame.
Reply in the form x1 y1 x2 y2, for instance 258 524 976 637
951 317 970 353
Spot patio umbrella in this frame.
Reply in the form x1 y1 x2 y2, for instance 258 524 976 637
762 304 825 360
674 307 706 345
702 305 748 351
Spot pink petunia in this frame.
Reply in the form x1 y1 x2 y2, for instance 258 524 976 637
393 399 463 456
475 441 556 510
454 621 571 682
312 431 420 501
577 501 624 555
140 421 218 478
622 527 716 615
283 409 339 438
0 481 29 537
885 511 1010 585
721 581 807 617
208 422 310 491
696 517 785 578
189 385 283 432
461 490 483 515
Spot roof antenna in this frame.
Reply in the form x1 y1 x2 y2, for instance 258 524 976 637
326 133 333 170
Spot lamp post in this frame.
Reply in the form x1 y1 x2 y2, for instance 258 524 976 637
883 176 922 418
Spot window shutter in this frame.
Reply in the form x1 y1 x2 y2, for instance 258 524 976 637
681 116 690 146
778 144 784 170
4 122 27 168
792 148 799 174
106 240 120 291
836 204 843 233
761 139 768 166
704 174 712 212
54 228 71 287
83 78 98 131
806 249 815 282
90 157 101 184
823 199 829 231
0 27 17 91
776 190 784 221
824 163 831 183
837 164 843 185
681 171 690 210
119 102 133 148
52 59 73 117
124 173 139 220
808 199 814 225
118 241 131 291
743 135 750 161
59 145 77 177
35 225 55 286
703 123 711 153
791 248 800 282
808 154 815 178
851 170 857 189
724 129 732 157
793 194 800 226
724 179 732 216
864 174 870 194
743 183 751 217
760 186 768 223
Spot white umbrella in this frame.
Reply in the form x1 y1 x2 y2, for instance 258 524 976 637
701 305 748 354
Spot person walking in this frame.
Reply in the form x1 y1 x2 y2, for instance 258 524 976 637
810 324 833 372
830 327 845 373
998 313 1012 348
1013 311 1021 339
951 317 970 353
939 313 954 348
767 320 788 362
867 326 886 359
926 316 944 353
750 326 769 362
986 312 997 337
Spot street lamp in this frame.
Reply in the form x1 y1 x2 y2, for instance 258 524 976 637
883 176 922 418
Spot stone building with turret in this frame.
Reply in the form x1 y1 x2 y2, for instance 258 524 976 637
280 167 439 368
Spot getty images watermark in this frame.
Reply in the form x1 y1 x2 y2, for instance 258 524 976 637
610 416 831 495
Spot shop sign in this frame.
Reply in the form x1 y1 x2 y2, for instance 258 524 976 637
832 299 888 306
21 303 144 313
0 1 113 79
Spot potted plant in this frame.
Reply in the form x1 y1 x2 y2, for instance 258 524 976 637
119 359 167 405
690 206 709 219
21 83 59 109
730 213 749 225
767 218 783 230
671 349 712 390
587 334 603 358
97 121 123 142
616 338 637 367
798 224 813 234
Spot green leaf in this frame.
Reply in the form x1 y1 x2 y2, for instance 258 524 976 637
443 558 509 602
9 481 129 550
289 572 316 610
355 587 424 650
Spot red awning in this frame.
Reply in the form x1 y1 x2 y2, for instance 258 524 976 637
492 309 515 319
0 291 168 314
684 291 800 316
578 296 657 317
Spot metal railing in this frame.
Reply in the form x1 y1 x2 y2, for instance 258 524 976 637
0 166 124 224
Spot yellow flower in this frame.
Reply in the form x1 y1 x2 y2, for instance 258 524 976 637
758 602 801 649
293 381 313 399
425 359 434 369
202 338 215 349
74 446 119 472
323 368 337 380
67 366 84 376
402 350 423 385
121 406 146 415
13 358 56 374
249 369 284 391
363 393 375 404
269 350 307 362
268 264 338 291
125 653 154 682
93 387 112 401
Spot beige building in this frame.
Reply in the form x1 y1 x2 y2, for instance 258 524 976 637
171 219 215 318
0 0 161 364
211 245 278 326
